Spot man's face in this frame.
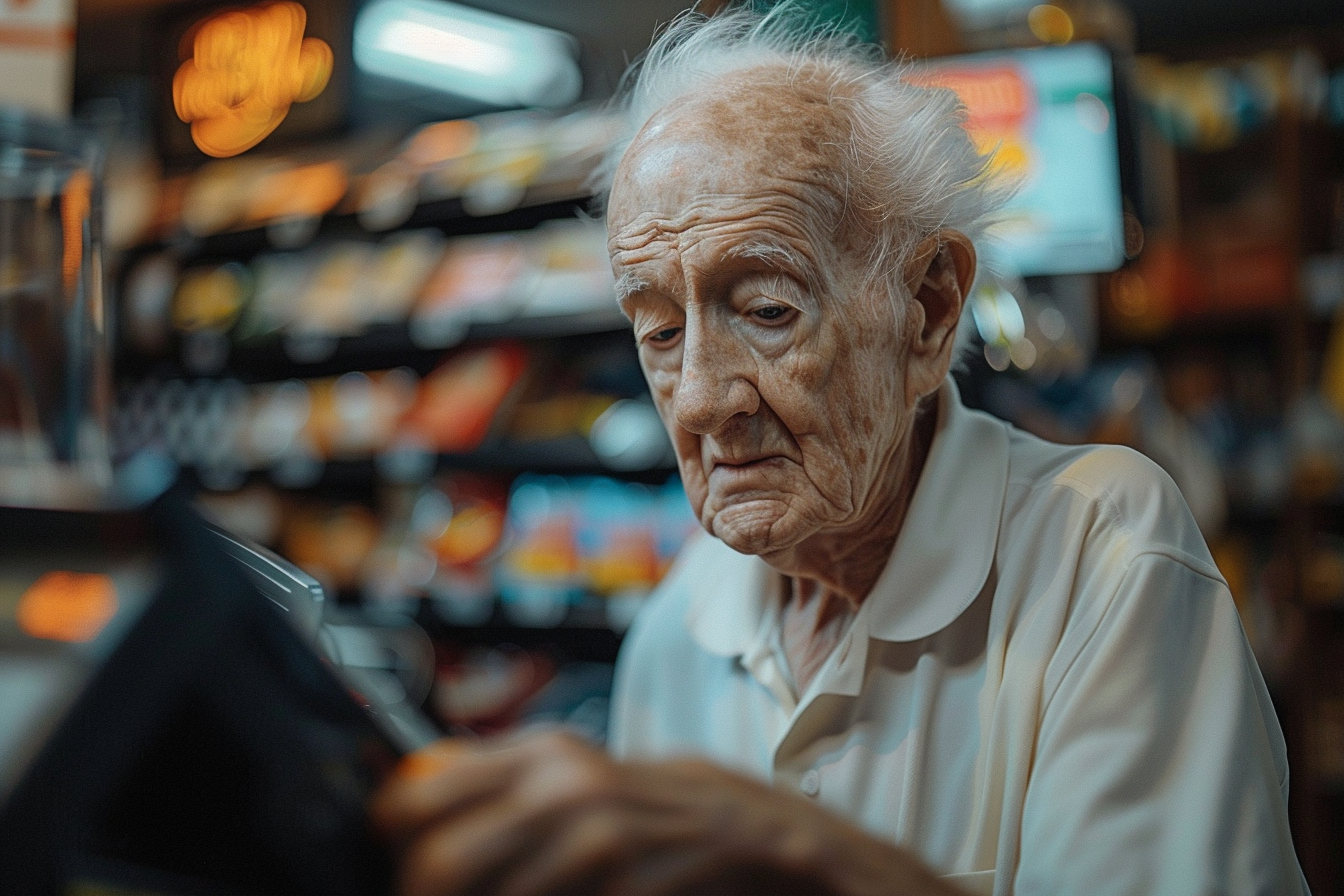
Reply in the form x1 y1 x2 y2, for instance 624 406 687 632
606 75 920 560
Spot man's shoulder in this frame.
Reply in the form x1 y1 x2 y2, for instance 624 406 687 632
1001 428 1215 570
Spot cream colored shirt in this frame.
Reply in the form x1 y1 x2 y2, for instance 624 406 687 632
610 379 1308 896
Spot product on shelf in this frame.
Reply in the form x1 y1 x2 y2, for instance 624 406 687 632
1285 392 1344 500
113 339 668 485
1323 303 1344 422
1304 537 1344 606
495 475 697 628
433 645 555 736
1105 221 1295 338
419 474 511 625
123 253 179 353
1309 698 1344 786
399 342 530 454
410 233 530 348
234 250 318 341
282 500 383 594
305 369 421 461
245 160 349 226
1136 49 1341 150
179 157 272 236
171 262 251 334
363 230 448 325
1303 253 1344 316
513 220 618 318
124 220 620 371
119 105 626 247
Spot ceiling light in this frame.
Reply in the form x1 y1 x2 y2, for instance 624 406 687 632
354 0 582 109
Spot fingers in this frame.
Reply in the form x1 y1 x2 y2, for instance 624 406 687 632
397 792 544 896
381 731 620 896
370 738 512 843
372 732 872 896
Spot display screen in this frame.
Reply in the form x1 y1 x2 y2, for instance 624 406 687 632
919 42 1126 277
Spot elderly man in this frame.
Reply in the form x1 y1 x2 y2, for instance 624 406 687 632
373 8 1308 895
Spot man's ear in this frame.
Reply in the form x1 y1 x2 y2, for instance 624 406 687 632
903 229 976 401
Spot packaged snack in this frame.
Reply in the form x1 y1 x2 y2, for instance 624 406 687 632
398 342 529 454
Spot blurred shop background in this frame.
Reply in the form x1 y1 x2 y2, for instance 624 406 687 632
4 0 1339 887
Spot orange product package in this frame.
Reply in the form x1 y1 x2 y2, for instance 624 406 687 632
282 501 381 594
399 342 530 453
411 235 529 335
420 474 510 569
246 160 350 225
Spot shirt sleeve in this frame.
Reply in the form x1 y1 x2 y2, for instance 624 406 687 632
1015 550 1309 896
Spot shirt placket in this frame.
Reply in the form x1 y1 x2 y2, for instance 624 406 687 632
769 610 872 801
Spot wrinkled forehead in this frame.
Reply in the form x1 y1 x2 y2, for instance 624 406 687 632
607 67 854 231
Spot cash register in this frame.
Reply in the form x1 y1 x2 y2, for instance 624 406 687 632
0 488 430 896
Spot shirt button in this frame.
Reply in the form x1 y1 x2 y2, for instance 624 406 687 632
799 769 820 797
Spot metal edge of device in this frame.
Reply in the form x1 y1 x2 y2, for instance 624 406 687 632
201 523 439 752
202 523 325 640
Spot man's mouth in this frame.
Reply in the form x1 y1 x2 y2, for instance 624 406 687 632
708 455 785 473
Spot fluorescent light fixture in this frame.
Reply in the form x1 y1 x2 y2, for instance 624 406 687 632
354 0 582 109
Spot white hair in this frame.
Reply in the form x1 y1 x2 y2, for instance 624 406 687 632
592 3 1014 322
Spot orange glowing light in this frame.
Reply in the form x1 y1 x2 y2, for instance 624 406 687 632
60 169 91 291
1027 4 1075 45
17 571 118 643
173 1 333 158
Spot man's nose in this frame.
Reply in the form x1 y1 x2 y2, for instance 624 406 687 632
673 314 758 435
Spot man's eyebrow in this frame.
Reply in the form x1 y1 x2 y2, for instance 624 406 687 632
725 239 827 295
614 272 651 302
725 240 809 274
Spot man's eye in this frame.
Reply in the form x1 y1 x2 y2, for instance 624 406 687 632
648 327 682 344
751 305 791 323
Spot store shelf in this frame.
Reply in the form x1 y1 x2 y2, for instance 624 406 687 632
1102 305 1298 352
179 436 677 497
133 193 595 264
424 620 625 665
119 308 632 382
399 597 629 664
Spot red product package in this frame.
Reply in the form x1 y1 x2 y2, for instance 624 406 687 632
400 341 529 453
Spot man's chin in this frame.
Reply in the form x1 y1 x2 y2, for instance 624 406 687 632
706 500 806 557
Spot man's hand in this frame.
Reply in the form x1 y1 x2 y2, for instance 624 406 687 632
370 730 966 896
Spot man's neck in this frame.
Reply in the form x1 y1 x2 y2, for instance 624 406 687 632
763 396 938 610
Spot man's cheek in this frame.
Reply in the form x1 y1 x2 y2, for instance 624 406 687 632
647 380 680 433
681 478 712 530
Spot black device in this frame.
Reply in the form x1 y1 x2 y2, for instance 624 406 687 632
0 490 406 896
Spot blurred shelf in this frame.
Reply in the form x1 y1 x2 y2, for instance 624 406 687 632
1302 602 1344 620
118 309 632 382
413 599 628 664
126 193 595 265
180 435 677 496
1102 305 1298 352
436 435 674 479
425 622 625 665
1226 499 1290 532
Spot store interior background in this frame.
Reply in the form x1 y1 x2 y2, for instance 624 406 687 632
44 0 1344 889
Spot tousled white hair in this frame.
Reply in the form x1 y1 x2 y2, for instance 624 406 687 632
592 3 1013 322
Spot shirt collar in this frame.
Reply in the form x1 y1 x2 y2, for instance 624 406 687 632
684 377 1010 656
863 377 1009 642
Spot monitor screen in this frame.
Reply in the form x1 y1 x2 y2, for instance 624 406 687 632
919 42 1126 277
